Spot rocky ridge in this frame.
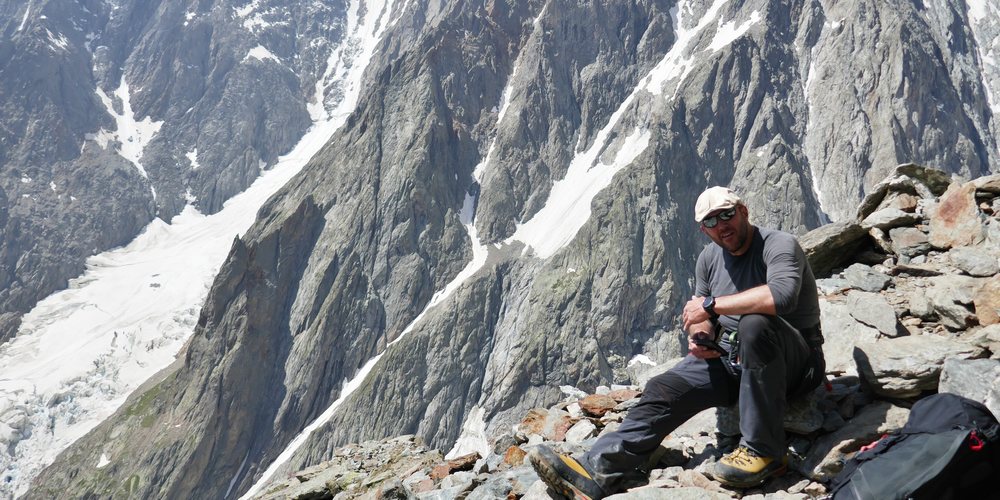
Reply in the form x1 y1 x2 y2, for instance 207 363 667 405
251 165 1000 499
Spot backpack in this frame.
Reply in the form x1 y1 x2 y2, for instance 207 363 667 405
827 393 1000 500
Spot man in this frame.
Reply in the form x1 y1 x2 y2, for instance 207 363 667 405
529 186 826 499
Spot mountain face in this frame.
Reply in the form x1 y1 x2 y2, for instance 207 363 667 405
0 0 349 342
13 0 1000 498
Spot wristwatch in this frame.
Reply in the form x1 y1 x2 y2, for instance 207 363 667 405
702 295 719 319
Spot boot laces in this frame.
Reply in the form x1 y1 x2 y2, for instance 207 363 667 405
728 446 761 467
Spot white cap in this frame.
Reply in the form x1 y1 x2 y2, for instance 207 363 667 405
694 186 742 222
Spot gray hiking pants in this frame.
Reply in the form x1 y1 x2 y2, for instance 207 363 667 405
581 314 824 493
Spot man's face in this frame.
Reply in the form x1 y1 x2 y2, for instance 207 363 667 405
700 204 752 255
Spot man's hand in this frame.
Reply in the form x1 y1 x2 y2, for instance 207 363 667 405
687 318 721 359
688 331 722 359
683 295 710 331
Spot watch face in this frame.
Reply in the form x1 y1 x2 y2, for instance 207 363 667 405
703 296 714 309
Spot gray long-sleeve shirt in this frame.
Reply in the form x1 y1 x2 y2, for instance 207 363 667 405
694 226 820 332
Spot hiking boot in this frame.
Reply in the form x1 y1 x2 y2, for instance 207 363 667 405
527 445 606 500
710 445 788 488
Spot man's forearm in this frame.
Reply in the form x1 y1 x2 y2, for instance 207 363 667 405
683 285 778 330
713 284 777 317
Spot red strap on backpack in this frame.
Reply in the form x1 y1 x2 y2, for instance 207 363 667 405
969 431 985 452
859 434 888 452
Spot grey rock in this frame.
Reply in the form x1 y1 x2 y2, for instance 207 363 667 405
846 291 901 337
713 387 827 437
564 419 597 444
799 222 868 279
948 247 1000 277
506 466 543 498
783 388 827 435
868 227 895 254
926 275 986 329
854 336 986 398
843 263 891 292
416 486 470 500
633 357 684 388
861 208 921 230
670 408 719 439
821 411 847 432
988 219 1000 248
816 278 851 295
820 299 881 375
973 174 1000 194
907 289 936 320
939 358 1000 419
464 477 511 499
888 227 931 258
986 324 1000 343
798 402 910 481
855 164 951 221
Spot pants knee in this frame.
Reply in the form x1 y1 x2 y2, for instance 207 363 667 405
737 314 773 345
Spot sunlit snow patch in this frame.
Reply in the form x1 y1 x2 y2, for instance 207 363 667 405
93 77 164 179
245 45 281 63
445 406 491 460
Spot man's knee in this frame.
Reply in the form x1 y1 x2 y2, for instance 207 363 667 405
736 314 775 345
642 370 692 404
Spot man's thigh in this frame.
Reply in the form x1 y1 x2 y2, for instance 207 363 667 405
632 355 739 422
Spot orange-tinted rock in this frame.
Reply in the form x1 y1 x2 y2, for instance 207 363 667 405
579 394 617 417
430 463 451 480
503 445 527 466
412 478 435 493
517 408 548 436
550 415 575 442
446 452 480 472
929 182 985 249
607 389 641 402
975 278 1000 325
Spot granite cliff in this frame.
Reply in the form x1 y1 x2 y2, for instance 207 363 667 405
6 0 1000 498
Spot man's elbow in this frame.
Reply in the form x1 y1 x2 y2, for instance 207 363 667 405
767 284 799 314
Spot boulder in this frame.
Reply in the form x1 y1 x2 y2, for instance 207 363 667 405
579 394 618 418
948 247 999 277
973 174 1000 194
608 388 642 402
929 182 986 249
800 222 868 278
502 446 527 467
938 358 1000 419
713 386 832 437
909 288 936 320
854 335 986 398
846 291 900 337
974 278 1000 325
797 402 910 481
564 419 597 443
783 386 828 435
886 192 920 212
843 263 891 292
514 408 574 442
855 164 948 220
926 275 985 329
894 164 953 196
816 278 851 295
887 227 930 258
820 299 881 375
861 208 921 230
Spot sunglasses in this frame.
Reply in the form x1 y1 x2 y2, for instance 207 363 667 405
701 207 737 228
